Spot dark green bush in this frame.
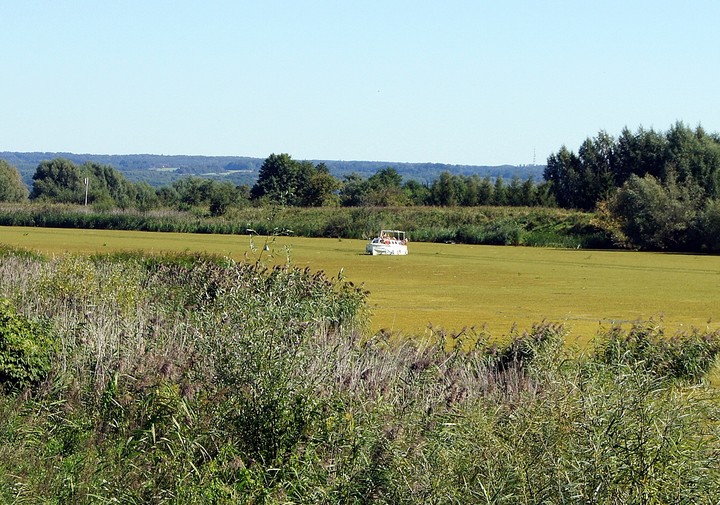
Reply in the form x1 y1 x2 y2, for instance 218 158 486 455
0 298 55 391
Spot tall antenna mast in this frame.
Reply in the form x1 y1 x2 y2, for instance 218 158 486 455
533 147 536 166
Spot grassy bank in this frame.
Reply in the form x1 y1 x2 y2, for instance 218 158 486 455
0 203 611 248
1 248 720 502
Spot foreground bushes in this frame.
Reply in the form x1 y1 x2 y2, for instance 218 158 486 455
0 248 719 503
0 298 55 391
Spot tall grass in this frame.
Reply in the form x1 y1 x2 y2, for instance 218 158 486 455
0 247 718 502
0 202 611 248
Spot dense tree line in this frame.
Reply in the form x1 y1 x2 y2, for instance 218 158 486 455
5 126 720 252
546 122 720 251
250 154 549 208
250 153 339 206
0 154 547 211
546 122 720 210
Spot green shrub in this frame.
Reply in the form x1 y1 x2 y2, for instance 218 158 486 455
593 322 720 383
0 298 55 391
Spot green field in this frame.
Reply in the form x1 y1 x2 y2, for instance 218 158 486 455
2 225 719 340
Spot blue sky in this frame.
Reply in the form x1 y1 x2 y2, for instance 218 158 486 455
2 1 718 166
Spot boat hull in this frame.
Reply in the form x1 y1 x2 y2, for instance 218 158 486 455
365 244 408 255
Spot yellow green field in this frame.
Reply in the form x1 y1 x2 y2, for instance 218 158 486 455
2 225 719 341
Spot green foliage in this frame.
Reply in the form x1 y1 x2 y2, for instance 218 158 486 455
362 167 408 206
13 151 553 216
301 162 341 206
0 160 29 202
0 299 55 391
426 172 546 208
82 161 139 209
29 157 165 211
699 198 720 252
251 153 338 207
430 171 457 206
593 321 720 383
31 158 85 203
1 248 720 502
0 202 610 248
546 122 720 212
608 173 704 250
159 176 247 215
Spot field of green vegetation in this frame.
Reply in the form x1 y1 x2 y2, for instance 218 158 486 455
3 123 720 500
1 225 718 341
1 245 720 502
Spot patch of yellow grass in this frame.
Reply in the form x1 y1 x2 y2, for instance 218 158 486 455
2 226 719 343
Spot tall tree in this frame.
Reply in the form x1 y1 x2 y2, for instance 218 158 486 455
402 179 430 205
300 163 340 206
431 171 457 206
578 131 617 203
506 175 524 206
477 176 493 205
30 158 84 203
364 167 408 206
251 154 339 206
0 160 29 202
548 123 720 210
339 173 371 206
463 175 484 206
492 176 507 206
545 135 616 210
520 177 537 206
81 162 138 209
545 146 580 208
665 122 720 198
614 126 666 184
134 182 159 212
250 153 301 204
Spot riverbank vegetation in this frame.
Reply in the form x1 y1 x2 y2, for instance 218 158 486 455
0 248 719 502
0 203 608 249
3 122 720 252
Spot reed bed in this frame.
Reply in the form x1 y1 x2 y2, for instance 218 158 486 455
0 246 719 503
0 202 610 248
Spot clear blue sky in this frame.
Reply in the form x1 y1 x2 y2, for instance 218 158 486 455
2 1 718 166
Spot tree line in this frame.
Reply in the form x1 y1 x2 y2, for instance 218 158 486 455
4 121 720 252
0 154 549 212
545 121 720 251
545 121 720 210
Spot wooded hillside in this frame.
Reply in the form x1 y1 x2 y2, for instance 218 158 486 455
2 151 544 188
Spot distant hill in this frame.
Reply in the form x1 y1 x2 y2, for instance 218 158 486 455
2 151 545 188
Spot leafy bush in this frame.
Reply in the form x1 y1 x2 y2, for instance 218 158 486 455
608 174 704 251
593 321 720 383
0 298 55 391
699 198 720 252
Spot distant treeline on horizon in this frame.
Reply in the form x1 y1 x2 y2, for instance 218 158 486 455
1 151 545 188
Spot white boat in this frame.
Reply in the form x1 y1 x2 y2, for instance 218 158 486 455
365 230 408 255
